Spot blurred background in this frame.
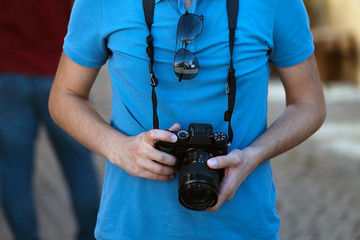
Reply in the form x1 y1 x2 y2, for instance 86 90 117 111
0 0 359 239
271 1 360 239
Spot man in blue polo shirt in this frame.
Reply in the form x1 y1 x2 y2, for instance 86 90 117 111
49 0 326 239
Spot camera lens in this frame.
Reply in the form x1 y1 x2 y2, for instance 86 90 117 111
178 150 220 211
187 187 210 202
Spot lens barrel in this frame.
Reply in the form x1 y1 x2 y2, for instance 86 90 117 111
178 150 220 211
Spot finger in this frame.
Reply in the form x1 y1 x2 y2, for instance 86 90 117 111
140 169 175 181
134 143 176 170
207 150 241 169
137 140 177 167
150 149 177 167
126 155 175 178
207 186 226 212
207 177 235 212
145 129 178 144
168 123 181 132
143 158 176 175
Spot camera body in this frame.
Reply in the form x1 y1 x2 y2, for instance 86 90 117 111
155 123 228 211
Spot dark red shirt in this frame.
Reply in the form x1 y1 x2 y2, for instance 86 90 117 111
0 0 73 75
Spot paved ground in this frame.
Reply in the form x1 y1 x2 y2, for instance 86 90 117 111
0 67 359 239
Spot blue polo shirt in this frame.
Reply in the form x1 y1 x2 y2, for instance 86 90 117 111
64 0 314 239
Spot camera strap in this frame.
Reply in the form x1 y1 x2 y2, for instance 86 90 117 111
224 0 238 145
143 0 159 129
143 0 239 145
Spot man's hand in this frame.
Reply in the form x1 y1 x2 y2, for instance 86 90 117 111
109 124 181 181
206 149 255 212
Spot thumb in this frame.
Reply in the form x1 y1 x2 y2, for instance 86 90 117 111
207 154 236 169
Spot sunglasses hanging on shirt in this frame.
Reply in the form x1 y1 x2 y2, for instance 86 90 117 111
174 13 204 81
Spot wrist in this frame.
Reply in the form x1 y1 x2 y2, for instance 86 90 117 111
241 146 266 172
102 127 128 164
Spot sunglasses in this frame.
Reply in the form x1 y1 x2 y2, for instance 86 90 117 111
174 13 204 81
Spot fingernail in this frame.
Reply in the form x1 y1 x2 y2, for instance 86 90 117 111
171 134 177 142
208 159 217 168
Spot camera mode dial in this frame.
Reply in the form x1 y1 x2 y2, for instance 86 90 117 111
177 130 189 142
213 132 227 145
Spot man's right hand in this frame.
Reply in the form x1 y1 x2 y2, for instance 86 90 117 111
49 53 181 181
108 123 181 181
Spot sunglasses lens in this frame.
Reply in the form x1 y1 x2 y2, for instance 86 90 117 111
174 48 200 79
177 14 203 43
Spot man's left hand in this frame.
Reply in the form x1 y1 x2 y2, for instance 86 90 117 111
206 149 255 212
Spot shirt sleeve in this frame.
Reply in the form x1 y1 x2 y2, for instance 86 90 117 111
63 0 109 68
269 0 314 68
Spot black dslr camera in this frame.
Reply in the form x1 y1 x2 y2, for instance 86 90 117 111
155 123 228 211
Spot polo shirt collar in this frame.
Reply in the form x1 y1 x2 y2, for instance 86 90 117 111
155 0 198 14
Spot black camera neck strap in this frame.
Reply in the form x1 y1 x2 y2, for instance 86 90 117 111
224 0 238 145
143 0 159 129
143 0 239 145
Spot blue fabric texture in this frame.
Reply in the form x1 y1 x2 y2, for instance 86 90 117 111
64 0 314 239
0 74 100 240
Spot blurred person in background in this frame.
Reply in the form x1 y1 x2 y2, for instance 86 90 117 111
0 0 100 240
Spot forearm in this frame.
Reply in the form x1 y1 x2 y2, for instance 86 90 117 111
244 97 326 170
245 55 326 170
48 52 126 161
49 88 123 161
